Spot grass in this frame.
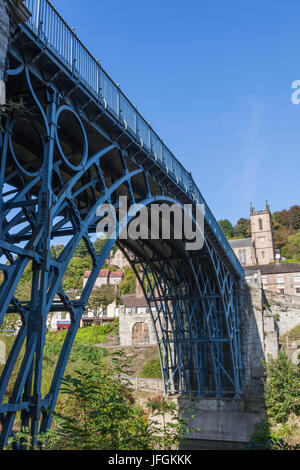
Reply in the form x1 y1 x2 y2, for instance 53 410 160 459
280 323 300 343
139 358 162 379
46 321 119 346
0 321 119 410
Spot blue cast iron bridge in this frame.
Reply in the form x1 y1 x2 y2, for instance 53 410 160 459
0 0 244 447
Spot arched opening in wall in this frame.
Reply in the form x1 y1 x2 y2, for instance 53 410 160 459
259 218 263 230
132 322 149 345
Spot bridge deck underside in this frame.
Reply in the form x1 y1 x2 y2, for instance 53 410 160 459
0 25 243 448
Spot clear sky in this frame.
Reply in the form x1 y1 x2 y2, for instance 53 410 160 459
52 0 300 224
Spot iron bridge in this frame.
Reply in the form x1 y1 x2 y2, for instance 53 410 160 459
0 0 244 447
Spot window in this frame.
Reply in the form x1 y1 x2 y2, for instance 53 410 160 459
277 277 284 284
243 249 247 265
102 308 107 317
259 237 265 243
262 277 267 285
259 218 263 230
137 307 146 314
278 288 285 294
126 307 132 315
296 288 300 295
61 312 67 320
294 276 300 283
238 249 243 263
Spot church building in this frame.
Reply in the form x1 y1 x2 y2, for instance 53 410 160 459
229 202 276 267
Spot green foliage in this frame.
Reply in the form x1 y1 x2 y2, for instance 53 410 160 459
87 284 121 317
218 219 234 239
247 419 300 450
272 206 300 262
232 218 251 239
46 322 118 346
50 245 64 260
93 237 117 256
51 368 150 450
62 256 92 290
93 236 107 256
281 231 300 262
13 262 33 301
4 427 61 451
119 267 137 295
147 399 199 450
248 419 273 448
139 358 162 378
143 272 154 293
50 369 199 451
217 217 250 239
263 351 300 424
74 239 90 258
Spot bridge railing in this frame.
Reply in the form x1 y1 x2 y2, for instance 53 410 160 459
23 0 243 276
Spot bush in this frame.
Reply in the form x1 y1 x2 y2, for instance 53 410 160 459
247 420 273 449
263 351 300 424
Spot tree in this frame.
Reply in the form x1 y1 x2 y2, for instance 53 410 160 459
87 285 121 318
232 218 251 239
218 219 234 239
147 399 198 450
281 231 300 262
74 239 90 258
50 245 64 260
63 256 92 290
280 206 300 231
93 237 118 257
51 368 150 450
119 267 137 295
263 351 300 424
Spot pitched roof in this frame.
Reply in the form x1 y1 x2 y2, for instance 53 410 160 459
84 269 110 279
245 263 300 275
99 269 110 277
110 271 124 278
228 238 254 248
121 294 156 308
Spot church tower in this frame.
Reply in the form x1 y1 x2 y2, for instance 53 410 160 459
250 201 275 265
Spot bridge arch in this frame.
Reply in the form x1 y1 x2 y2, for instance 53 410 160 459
0 8 244 448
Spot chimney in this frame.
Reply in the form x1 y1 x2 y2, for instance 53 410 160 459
136 275 145 299
275 250 281 265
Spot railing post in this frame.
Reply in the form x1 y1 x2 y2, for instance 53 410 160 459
36 0 41 35
70 28 75 72
117 89 120 119
96 60 101 98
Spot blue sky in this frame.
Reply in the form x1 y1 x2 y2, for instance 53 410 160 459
52 0 300 224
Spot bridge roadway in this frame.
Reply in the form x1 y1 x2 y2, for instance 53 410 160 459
0 0 245 448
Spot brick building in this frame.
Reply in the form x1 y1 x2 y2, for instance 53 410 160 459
245 263 300 296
